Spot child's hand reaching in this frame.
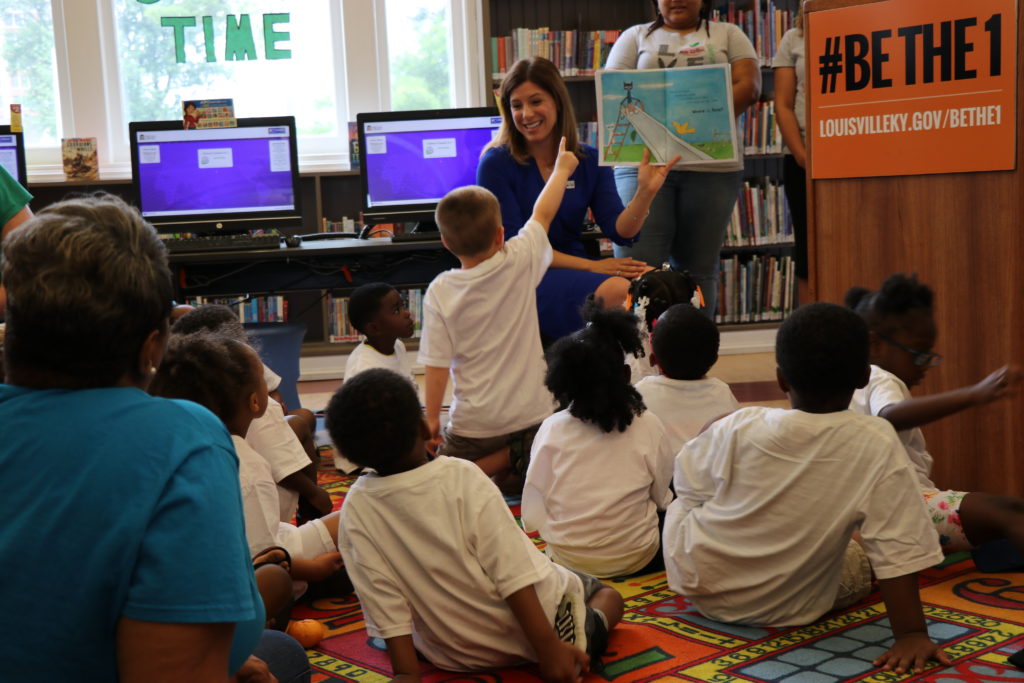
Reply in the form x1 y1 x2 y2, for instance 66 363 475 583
537 640 589 683
554 137 579 178
970 365 1021 405
872 632 950 675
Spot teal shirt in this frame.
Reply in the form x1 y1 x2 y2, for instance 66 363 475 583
0 164 30 226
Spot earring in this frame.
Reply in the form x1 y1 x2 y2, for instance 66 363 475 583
148 364 157 375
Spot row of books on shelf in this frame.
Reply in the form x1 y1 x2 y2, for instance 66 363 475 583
716 253 796 324
724 178 793 247
711 1 795 65
183 296 288 323
490 2 794 80
490 29 621 79
327 289 424 343
740 100 783 155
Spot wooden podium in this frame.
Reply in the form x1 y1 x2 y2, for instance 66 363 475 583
804 0 1023 494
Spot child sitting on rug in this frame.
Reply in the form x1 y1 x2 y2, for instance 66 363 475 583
847 273 1024 554
636 303 739 453
344 282 416 383
329 368 623 679
522 301 674 578
626 268 702 384
664 303 950 676
151 332 345 591
418 137 577 480
172 305 331 522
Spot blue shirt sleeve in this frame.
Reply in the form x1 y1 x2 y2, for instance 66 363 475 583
584 148 632 246
477 146 528 240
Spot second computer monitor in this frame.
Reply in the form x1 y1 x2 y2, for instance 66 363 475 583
129 116 302 234
357 107 501 228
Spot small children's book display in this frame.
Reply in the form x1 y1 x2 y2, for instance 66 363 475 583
61 137 99 180
183 98 236 129
596 63 739 167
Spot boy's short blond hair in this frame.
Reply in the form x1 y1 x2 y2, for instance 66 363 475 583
434 185 502 258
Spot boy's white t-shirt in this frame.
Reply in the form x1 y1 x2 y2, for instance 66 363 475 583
418 219 554 437
523 409 675 577
636 375 740 453
338 456 587 672
665 407 943 626
344 339 415 383
850 364 936 491
232 435 337 561
263 365 282 393
245 397 311 522
232 435 288 559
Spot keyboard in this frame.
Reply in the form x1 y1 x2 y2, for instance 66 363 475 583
391 231 441 243
161 233 282 253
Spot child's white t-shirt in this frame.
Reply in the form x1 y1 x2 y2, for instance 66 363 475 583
665 407 942 626
636 375 740 453
850 364 936 491
232 435 337 562
523 409 675 577
338 456 587 671
344 339 414 383
263 364 282 393
418 219 554 438
627 330 660 385
232 435 288 559
245 397 311 522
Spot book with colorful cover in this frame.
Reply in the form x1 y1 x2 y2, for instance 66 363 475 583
61 137 99 180
183 98 236 130
348 122 360 170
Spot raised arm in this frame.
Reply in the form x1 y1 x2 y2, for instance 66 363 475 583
529 137 579 232
613 149 681 240
878 365 1019 431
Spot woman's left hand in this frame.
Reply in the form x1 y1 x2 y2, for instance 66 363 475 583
637 150 682 196
590 257 650 279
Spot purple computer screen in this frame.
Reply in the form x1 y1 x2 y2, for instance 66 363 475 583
136 136 294 216
364 127 496 206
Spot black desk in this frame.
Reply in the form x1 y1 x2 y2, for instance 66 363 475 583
169 237 458 297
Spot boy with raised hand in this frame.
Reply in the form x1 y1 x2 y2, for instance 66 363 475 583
329 369 623 681
419 137 578 479
664 303 950 676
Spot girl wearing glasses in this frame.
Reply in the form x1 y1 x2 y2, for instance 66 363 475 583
846 272 1021 554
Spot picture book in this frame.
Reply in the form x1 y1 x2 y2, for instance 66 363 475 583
596 64 739 168
61 137 99 180
183 98 236 130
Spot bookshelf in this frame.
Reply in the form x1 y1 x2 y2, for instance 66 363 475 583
482 0 803 327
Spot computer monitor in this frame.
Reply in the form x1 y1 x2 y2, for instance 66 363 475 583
357 107 501 229
129 116 302 234
0 126 28 189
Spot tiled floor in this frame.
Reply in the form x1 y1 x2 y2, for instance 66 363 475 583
297 351 787 413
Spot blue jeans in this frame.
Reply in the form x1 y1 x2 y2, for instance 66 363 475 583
252 629 312 683
613 167 742 318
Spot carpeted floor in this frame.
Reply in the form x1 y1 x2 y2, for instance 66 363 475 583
297 446 1024 683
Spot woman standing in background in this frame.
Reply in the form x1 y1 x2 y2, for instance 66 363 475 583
605 0 761 319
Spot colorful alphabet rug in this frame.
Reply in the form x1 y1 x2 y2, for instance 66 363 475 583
305 454 1024 682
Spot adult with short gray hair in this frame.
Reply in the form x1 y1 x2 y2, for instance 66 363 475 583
0 193 309 682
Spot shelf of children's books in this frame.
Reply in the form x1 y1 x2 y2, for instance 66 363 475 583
721 242 795 252
717 320 786 331
745 153 785 160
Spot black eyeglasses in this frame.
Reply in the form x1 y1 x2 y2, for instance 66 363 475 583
876 332 942 368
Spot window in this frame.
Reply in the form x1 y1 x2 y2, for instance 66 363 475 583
0 0 61 148
12 0 488 178
385 0 454 111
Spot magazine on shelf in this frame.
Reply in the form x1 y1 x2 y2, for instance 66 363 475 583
595 63 738 168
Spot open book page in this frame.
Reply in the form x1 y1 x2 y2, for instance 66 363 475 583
596 64 739 168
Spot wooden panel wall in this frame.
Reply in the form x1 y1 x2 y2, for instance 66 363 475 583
805 3 1024 495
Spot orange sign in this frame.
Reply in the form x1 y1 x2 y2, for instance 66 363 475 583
807 0 1018 178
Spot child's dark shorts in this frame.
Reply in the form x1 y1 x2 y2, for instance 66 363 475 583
439 422 542 477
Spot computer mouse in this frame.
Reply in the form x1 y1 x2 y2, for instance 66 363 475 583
284 234 302 248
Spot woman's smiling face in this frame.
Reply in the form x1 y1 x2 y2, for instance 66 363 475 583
509 80 559 147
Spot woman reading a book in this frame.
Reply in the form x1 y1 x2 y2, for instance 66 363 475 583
477 56 678 340
605 0 761 319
